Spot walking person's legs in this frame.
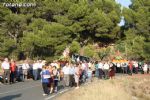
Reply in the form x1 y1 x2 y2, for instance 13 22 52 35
6 70 10 84
42 83 49 95
10 72 15 83
64 74 67 87
33 70 38 80
3 70 7 84
23 69 27 81
54 80 58 93
69 74 73 87
66 74 70 87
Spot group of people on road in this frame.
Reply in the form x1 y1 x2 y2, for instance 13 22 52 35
95 60 150 79
0 58 46 84
0 58 16 84
40 61 94 96
0 57 150 96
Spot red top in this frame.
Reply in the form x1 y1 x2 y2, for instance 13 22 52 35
129 61 133 70
10 62 16 72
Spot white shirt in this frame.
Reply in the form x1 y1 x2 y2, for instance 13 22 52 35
51 63 59 69
74 67 79 76
143 64 148 71
22 63 30 70
81 63 87 70
1 61 10 69
69 67 75 75
117 63 121 67
38 63 43 69
62 66 70 75
134 62 138 68
88 63 92 68
98 62 103 69
33 63 38 70
103 63 109 70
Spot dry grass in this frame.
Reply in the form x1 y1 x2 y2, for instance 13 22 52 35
56 75 150 100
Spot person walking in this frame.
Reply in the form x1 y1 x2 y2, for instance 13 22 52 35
122 61 128 74
134 61 138 74
128 61 133 75
143 63 148 74
62 63 70 87
22 60 30 81
98 61 103 79
33 61 39 80
109 63 115 79
94 61 99 78
41 66 50 96
52 66 60 93
87 67 92 82
103 62 110 79
10 59 16 83
69 63 75 87
74 63 80 89
1 58 10 84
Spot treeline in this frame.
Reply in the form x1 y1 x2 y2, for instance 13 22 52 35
0 0 149 61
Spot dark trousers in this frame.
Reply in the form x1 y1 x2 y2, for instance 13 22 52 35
98 68 103 79
10 71 16 83
54 80 58 92
103 69 109 79
123 67 128 74
3 69 10 84
42 83 49 94
69 74 74 87
135 67 138 74
38 68 42 79
129 68 133 75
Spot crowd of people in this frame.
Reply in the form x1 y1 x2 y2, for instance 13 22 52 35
0 57 150 96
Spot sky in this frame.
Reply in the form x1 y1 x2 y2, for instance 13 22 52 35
116 0 132 8
116 0 132 26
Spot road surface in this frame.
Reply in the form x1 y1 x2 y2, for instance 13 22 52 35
0 80 69 100
0 74 148 100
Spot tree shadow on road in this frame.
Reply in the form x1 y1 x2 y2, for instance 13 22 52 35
0 94 21 100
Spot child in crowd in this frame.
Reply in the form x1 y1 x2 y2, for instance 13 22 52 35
41 66 50 96
87 67 92 82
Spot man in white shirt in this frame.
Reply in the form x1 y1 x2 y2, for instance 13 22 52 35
37 60 43 79
1 58 10 84
103 62 110 79
133 61 138 74
22 60 30 81
98 61 103 79
143 63 148 74
33 61 39 80
62 63 70 87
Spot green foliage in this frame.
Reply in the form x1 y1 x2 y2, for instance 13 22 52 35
98 47 111 60
1 0 149 61
122 0 150 60
70 41 81 54
83 45 95 58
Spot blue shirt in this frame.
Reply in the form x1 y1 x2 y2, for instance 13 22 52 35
41 69 50 83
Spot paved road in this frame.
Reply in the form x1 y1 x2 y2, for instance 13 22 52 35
0 74 146 100
0 80 68 100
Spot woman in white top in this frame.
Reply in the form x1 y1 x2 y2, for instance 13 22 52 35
143 63 148 74
74 63 80 89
